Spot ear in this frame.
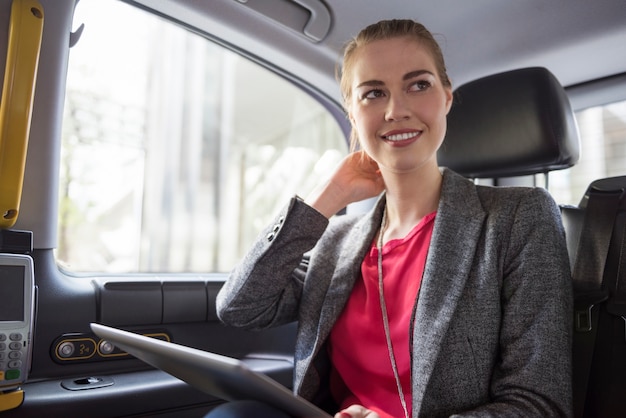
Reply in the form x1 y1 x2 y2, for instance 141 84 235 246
444 87 453 115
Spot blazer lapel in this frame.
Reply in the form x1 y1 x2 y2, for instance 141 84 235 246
411 169 486 409
315 198 385 344
294 198 385 398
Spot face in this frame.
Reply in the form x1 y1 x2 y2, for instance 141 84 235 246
348 36 453 175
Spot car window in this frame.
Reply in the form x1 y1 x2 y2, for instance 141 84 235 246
57 0 348 274
550 99 626 205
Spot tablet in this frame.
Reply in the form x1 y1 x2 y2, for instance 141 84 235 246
90 323 331 418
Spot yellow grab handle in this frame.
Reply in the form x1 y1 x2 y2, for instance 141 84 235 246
0 0 44 228
0 389 24 412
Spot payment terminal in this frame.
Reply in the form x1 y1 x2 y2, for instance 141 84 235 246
0 253 35 391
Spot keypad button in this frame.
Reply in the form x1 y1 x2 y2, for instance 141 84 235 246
9 342 22 351
8 351 21 359
0 343 6 351
5 368 20 380
0 334 6 341
8 360 22 369
9 333 22 341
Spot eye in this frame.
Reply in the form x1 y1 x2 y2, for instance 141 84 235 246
408 79 432 92
361 89 385 100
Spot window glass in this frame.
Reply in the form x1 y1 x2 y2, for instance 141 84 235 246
58 0 347 273
550 100 626 205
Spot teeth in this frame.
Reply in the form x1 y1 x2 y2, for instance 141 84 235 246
385 132 419 141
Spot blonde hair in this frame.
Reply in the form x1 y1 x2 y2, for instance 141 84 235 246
338 20 451 151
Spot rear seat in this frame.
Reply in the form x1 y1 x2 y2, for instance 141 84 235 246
562 177 626 418
440 67 626 417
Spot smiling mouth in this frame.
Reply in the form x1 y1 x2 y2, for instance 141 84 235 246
383 131 421 142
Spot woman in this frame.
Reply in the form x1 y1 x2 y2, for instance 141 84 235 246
215 19 572 418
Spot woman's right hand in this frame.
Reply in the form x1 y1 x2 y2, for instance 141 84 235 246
305 151 385 218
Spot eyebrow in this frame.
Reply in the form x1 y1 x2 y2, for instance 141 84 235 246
403 69 435 80
355 69 436 89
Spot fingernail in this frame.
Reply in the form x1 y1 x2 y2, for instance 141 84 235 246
340 413 352 418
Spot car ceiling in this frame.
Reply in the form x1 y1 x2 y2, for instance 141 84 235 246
129 0 626 106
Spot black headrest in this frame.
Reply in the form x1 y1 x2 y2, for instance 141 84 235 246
438 67 580 178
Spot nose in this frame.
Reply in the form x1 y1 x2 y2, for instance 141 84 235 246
385 94 411 121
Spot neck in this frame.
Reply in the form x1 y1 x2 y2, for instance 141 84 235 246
380 164 443 242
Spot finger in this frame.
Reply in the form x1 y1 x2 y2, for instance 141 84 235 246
335 404 381 418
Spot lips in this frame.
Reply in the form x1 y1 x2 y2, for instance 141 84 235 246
381 130 422 143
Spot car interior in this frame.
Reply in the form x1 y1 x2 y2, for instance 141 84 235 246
0 0 625 417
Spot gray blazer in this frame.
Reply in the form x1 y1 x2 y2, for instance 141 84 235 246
217 168 573 417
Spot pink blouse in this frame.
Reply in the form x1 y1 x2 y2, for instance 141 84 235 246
328 211 436 418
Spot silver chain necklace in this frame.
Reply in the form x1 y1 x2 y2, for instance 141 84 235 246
377 207 410 418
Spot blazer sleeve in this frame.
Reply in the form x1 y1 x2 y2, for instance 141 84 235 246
216 196 329 330
456 187 573 417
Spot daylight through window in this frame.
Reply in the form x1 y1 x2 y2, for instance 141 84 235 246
57 0 348 273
